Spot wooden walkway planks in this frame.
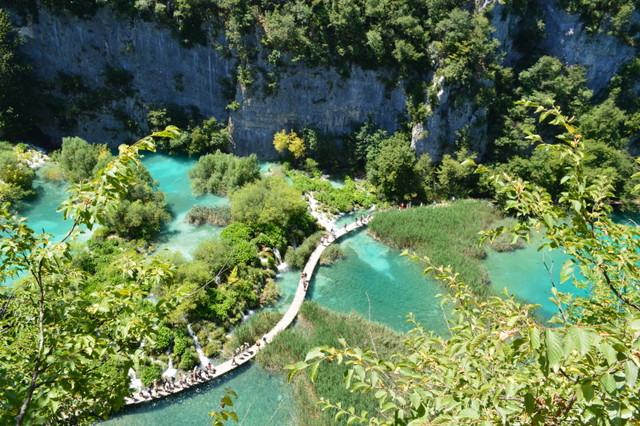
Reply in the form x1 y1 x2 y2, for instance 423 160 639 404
125 219 368 406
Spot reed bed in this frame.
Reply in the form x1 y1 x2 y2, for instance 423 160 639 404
369 200 506 296
256 302 405 425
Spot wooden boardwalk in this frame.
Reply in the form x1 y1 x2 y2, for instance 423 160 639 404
125 218 368 406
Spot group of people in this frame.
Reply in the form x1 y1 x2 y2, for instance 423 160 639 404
354 213 372 226
232 337 267 366
301 272 309 290
129 363 218 402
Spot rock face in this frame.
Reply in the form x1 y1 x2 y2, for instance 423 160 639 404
539 0 637 93
12 7 407 157
8 1 638 158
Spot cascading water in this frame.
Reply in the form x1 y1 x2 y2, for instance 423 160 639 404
128 368 143 392
273 247 288 271
162 354 177 378
186 323 210 367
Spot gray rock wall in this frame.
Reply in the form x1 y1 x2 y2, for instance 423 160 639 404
13 7 407 157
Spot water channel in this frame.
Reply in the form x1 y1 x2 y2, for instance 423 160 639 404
10 152 591 425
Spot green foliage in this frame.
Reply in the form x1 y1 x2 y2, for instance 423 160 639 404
342 119 388 172
319 244 345 265
289 104 640 424
227 310 283 350
189 151 260 196
230 176 315 239
153 326 174 353
562 0 638 42
59 136 113 183
0 143 35 205
369 200 501 295
366 133 419 201
284 231 326 270
262 302 405 425
185 204 232 226
432 8 500 85
0 128 180 425
178 348 200 370
100 162 171 240
139 364 163 387
288 170 377 214
209 389 239 425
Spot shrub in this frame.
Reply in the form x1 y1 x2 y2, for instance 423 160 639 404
319 244 345 265
284 231 326 270
185 204 232 226
189 151 260 196
178 348 200 370
139 364 163 387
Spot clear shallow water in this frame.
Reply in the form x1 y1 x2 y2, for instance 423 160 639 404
101 363 294 426
484 238 587 321
140 152 228 258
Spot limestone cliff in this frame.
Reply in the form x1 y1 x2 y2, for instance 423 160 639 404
7 1 638 159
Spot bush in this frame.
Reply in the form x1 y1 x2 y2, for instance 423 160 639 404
153 326 173 353
189 151 260 196
284 231 326 270
139 364 163 387
178 348 200 370
185 204 232 226
319 244 345 265
173 334 190 357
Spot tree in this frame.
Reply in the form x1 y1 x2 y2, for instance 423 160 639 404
189 151 260 196
366 133 418 201
0 143 35 205
273 129 306 160
0 128 180 425
287 104 640 423
230 176 314 243
59 136 113 183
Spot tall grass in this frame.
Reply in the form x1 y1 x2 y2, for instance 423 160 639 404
256 302 406 425
369 200 508 296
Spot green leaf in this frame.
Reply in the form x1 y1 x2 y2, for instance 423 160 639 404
580 384 594 402
409 391 421 409
309 362 320 383
564 326 595 357
625 360 638 388
559 259 574 284
600 373 616 394
545 329 563 372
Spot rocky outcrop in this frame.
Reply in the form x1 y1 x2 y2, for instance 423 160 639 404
8 1 638 159
12 6 407 157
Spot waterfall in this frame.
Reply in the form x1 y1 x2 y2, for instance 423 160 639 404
128 368 143 392
273 247 288 271
162 354 177 378
186 323 210 368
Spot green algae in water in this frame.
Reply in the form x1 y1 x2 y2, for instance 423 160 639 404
101 363 294 426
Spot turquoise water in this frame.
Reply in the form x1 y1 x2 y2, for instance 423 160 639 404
309 228 448 334
102 363 294 426
484 236 586 320
140 152 228 258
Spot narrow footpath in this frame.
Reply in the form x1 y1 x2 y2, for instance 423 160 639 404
125 217 369 406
